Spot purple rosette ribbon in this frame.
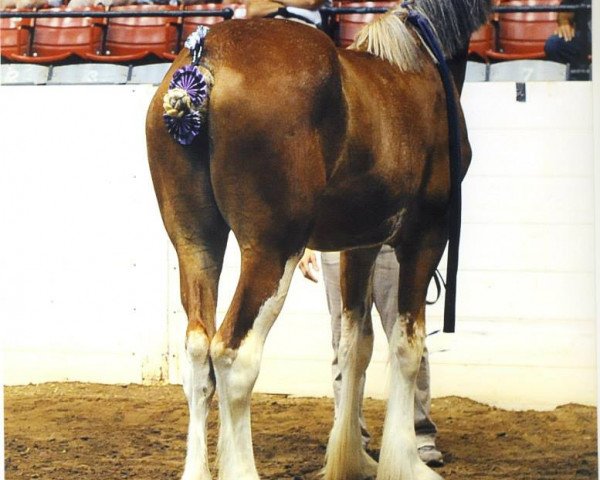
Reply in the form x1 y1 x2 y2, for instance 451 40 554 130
164 111 203 146
163 65 208 145
169 65 208 106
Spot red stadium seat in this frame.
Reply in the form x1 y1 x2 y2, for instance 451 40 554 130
486 0 560 61
0 13 32 60
183 3 233 35
336 1 396 48
162 3 233 61
86 4 179 62
8 6 104 63
468 22 494 61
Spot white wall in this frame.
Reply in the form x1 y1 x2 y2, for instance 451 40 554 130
0 82 596 410
0 85 170 385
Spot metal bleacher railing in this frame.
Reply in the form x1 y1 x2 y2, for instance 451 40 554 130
0 2 591 19
0 2 591 18
0 7 234 18
0 2 592 83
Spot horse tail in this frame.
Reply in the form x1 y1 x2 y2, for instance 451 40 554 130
351 0 492 70
160 25 215 146
160 62 213 146
411 0 492 57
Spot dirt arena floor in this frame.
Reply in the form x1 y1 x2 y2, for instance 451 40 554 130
4 383 597 479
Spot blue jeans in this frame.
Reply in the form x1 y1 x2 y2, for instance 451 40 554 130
544 30 591 69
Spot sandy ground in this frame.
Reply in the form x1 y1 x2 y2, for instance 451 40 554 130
4 383 597 479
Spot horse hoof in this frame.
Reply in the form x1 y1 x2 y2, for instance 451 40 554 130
415 461 443 480
362 449 379 478
181 469 212 480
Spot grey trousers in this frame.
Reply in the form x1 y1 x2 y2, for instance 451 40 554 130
321 246 438 449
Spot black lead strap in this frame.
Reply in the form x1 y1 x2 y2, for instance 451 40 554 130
426 270 445 306
404 6 462 333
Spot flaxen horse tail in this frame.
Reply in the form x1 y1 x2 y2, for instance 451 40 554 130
351 0 492 71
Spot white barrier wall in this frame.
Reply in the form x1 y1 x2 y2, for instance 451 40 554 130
0 82 596 410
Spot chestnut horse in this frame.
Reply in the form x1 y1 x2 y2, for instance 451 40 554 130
146 1 490 479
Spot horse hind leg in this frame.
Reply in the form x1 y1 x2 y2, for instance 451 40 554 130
377 222 447 480
147 104 230 479
179 246 227 480
324 246 380 480
379 313 441 480
210 246 302 480
165 236 229 480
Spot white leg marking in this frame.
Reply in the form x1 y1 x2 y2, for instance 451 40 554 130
182 330 213 480
377 316 443 480
211 256 299 480
324 308 377 480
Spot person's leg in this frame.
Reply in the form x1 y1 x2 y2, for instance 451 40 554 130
414 347 443 466
545 30 591 68
321 251 371 448
321 252 343 415
372 245 399 341
373 245 442 466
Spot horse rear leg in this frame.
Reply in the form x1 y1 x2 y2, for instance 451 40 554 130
324 246 380 480
178 244 227 480
147 110 229 479
210 246 302 480
377 222 447 480
160 237 228 480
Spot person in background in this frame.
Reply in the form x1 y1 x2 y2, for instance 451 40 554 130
67 0 136 8
544 0 591 78
299 247 444 467
246 0 325 28
2 0 60 8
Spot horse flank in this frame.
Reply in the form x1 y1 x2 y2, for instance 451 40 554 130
350 0 492 71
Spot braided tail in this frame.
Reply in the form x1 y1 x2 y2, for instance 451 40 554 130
162 27 213 146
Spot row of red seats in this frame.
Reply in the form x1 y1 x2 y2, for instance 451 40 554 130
1 0 565 64
1 3 242 63
469 0 561 61
335 1 395 47
336 0 563 61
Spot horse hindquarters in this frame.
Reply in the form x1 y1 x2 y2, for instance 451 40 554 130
146 78 230 480
199 21 348 479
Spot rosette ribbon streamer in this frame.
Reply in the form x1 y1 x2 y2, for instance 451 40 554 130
163 26 210 145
